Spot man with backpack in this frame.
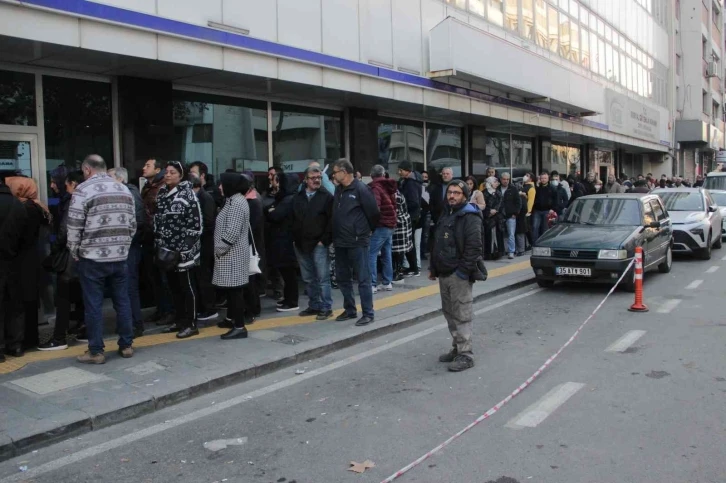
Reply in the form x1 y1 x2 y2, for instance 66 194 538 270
428 179 484 373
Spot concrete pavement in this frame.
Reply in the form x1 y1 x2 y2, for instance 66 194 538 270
0 257 533 462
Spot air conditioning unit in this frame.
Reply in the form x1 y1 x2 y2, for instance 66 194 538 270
707 61 718 78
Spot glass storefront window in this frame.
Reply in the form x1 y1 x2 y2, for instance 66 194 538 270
427 124 462 177
377 121 424 180
0 70 36 126
581 28 590 69
488 0 504 27
548 5 559 53
613 50 620 83
522 0 534 40
43 75 112 198
271 104 343 175
535 0 548 48
570 21 580 64
598 38 606 77
505 0 518 31
606 43 613 81
512 137 533 176
542 142 580 178
559 13 570 58
173 93 268 183
590 31 599 74
478 131 510 177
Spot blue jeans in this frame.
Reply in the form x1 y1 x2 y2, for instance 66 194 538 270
77 258 133 355
295 244 332 312
335 246 374 319
505 217 517 254
532 210 550 243
368 227 393 286
126 244 142 329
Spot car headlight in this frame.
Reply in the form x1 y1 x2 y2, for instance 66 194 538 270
532 247 551 257
598 249 628 260
689 227 704 235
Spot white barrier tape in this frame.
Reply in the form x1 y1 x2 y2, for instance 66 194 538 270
381 258 637 483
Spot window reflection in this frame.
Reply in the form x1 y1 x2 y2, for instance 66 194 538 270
548 4 559 53
559 12 570 58
173 96 268 180
378 122 424 180
535 0 548 47
427 124 462 177
505 0 518 31
522 0 534 40
570 21 580 63
271 104 342 174
488 0 504 26
0 70 36 126
469 0 485 16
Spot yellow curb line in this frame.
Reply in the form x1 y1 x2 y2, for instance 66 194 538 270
0 261 530 375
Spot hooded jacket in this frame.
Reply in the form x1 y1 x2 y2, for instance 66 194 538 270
332 178 380 248
266 173 300 267
398 172 423 221
430 202 483 279
369 177 397 228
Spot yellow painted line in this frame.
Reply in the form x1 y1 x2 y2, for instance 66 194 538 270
0 260 530 374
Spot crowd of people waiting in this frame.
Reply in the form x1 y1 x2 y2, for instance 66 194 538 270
0 151 699 365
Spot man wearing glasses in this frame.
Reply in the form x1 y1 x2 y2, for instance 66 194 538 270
330 159 380 326
291 166 334 320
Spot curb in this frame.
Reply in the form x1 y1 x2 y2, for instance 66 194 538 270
0 275 536 462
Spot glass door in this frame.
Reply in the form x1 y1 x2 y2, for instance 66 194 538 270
0 132 40 195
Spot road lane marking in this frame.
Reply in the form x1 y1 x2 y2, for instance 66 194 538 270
685 280 704 290
605 330 647 352
505 382 585 430
0 289 541 483
657 299 681 314
706 266 720 274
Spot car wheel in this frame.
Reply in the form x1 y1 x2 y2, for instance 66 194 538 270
714 232 723 249
698 232 712 260
658 245 672 273
536 278 555 288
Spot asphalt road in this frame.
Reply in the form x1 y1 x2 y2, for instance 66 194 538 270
2 251 726 483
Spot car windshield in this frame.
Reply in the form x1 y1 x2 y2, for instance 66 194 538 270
655 191 704 212
710 192 726 206
704 175 726 191
564 198 641 225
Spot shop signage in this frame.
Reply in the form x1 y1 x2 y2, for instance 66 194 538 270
0 159 16 169
605 89 660 143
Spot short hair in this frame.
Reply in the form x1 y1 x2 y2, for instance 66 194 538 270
305 166 322 178
269 166 282 173
148 158 164 170
65 170 85 186
189 161 209 177
540 170 550 176
500 172 511 179
550 170 559 177
189 173 203 189
370 164 386 178
332 158 354 174
83 154 106 172
109 167 128 184
441 167 454 174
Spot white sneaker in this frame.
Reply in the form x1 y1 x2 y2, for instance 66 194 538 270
382 283 393 291
372 286 379 294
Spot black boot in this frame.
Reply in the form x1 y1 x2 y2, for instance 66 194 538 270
221 326 248 340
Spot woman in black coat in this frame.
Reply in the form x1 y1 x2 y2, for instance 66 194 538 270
243 174 264 320
265 173 300 312
482 176 503 260
6 176 51 353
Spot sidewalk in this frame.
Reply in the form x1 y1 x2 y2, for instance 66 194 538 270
0 257 534 461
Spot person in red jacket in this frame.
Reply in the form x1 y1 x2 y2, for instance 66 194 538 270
368 165 397 293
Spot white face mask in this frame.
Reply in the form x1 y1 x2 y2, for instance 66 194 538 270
523 175 530 183
552 180 560 187
595 185 602 192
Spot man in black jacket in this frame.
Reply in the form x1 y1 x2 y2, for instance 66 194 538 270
292 166 334 320
0 178 27 362
190 173 219 323
429 179 482 372
331 159 380 326
190 161 224 210
532 172 559 242
499 172 522 259
397 160 423 276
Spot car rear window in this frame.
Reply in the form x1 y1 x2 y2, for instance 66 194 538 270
565 198 641 225
655 191 704 212
704 175 726 191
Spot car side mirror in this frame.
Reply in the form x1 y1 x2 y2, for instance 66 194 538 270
708 205 718 213
647 221 660 228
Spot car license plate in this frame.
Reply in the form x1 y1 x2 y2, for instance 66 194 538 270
556 267 591 276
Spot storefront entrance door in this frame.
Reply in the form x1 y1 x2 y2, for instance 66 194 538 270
0 132 40 195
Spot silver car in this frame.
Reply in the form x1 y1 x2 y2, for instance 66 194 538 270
707 189 726 239
652 188 723 260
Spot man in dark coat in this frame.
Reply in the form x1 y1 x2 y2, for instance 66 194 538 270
429 179 483 372
292 166 334 320
189 173 218 324
532 172 559 242
368 164 397 291
397 160 423 276
0 178 27 362
190 161 224 210
499 172 522 259
331 159 380 326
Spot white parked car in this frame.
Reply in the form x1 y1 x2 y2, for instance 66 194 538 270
652 188 723 260
707 189 726 240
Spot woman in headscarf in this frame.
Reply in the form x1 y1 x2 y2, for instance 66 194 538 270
6 176 52 353
213 172 251 340
483 176 503 260
154 162 203 339
39 171 86 351
465 176 486 211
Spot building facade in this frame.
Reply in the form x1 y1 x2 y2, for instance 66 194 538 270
0 0 675 203
674 0 725 178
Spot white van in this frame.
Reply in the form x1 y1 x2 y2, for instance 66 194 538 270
704 171 726 191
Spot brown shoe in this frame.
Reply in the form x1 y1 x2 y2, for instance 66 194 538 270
117 346 134 358
77 351 105 365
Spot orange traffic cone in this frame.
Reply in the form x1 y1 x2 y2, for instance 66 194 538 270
628 246 648 312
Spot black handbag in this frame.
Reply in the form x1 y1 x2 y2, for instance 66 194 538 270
155 246 180 271
42 246 70 273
